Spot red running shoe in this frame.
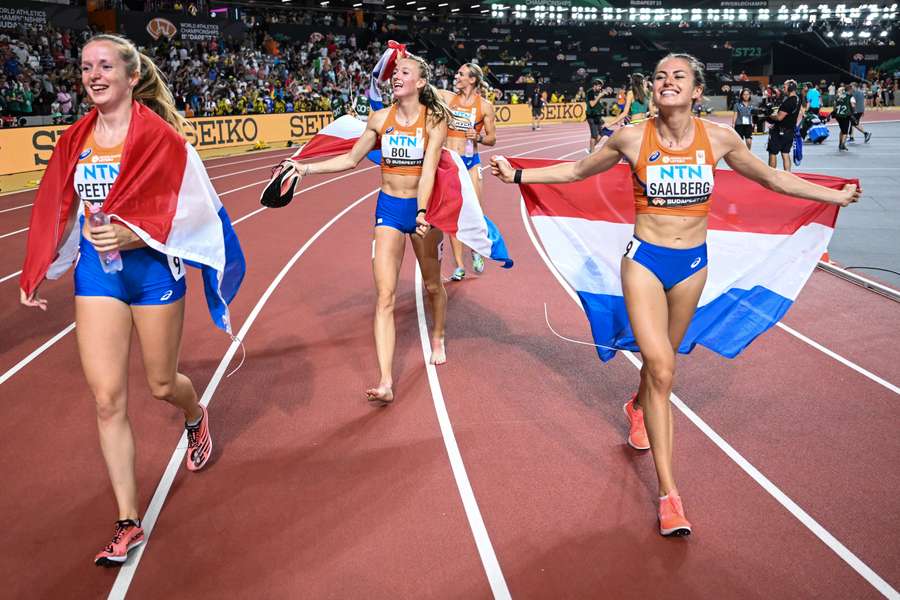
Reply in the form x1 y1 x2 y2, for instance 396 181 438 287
623 394 650 450
94 519 144 567
185 405 212 472
658 490 692 537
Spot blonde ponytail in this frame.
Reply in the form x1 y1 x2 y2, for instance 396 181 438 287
83 34 189 137
134 52 189 136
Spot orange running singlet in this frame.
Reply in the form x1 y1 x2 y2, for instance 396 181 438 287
632 117 716 218
447 94 484 139
379 104 429 177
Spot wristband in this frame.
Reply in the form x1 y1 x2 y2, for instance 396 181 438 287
513 169 523 184
416 208 427 216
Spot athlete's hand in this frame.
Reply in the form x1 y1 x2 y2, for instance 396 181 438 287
464 127 478 141
278 159 306 196
835 183 860 207
20 287 47 311
88 222 140 253
415 212 431 237
490 155 514 183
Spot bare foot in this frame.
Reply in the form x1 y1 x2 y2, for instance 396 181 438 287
430 337 446 365
366 383 394 405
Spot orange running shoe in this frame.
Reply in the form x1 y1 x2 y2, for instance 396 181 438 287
185 405 212 472
658 490 692 537
94 519 144 567
623 394 650 450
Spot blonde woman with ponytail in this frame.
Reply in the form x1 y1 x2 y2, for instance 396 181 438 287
438 62 497 280
20 34 245 565
276 53 450 403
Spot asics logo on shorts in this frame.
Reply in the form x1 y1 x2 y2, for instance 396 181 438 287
160 290 173 301
691 257 702 269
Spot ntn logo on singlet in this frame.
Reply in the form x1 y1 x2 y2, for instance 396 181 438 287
79 163 121 180
645 163 713 202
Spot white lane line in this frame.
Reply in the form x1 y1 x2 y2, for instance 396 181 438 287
414 266 511 600
0 227 27 239
518 196 900 600
0 323 76 386
107 187 380 600
0 270 21 284
0 203 31 214
775 322 899 395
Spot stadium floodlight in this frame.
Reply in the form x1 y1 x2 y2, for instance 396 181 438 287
353 2 362 5
320 0 328 5
859 31 871 37
386 3 395 7
841 30 853 37
451 7 460 12
406 1 415 4
471 3 480 7
826 30 834 36
482 8 490 12
438 2 447 5
418 6 427 10
881 30 889 36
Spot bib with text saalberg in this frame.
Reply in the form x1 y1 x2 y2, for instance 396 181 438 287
645 162 714 208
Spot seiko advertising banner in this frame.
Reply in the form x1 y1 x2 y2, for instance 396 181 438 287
119 12 247 45
0 0 87 31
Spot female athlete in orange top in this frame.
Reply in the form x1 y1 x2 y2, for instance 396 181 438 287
438 63 497 280
275 55 451 404
492 53 858 536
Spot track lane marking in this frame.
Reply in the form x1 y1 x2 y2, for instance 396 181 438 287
517 183 900 600
107 187 380 599
414 266 511 600
0 227 27 239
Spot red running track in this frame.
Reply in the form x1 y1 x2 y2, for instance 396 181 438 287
0 123 897 600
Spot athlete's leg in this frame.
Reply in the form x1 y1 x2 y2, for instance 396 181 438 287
659 267 708 478
131 299 201 423
621 258 677 495
411 226 448 364
781 152 791 172
76 296 138 521
369 226 407 402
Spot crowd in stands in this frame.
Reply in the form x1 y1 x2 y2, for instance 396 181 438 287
1 6 897 127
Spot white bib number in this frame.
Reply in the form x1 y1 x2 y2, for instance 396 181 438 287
167 254 186 281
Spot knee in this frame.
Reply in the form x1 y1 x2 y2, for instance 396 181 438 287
642 358 675 392
94 392 126 423
423 278 444 297
147 377 178 403
375 290 396 313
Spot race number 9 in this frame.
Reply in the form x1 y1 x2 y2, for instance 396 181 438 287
167 254 186 281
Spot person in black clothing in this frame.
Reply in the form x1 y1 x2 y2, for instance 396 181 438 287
767 79 801 172
585 78 605 152
530 84 544 131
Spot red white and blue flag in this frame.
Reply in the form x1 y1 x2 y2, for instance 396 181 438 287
21 102 245 333
510 158 854 360
367 40 406 111
291 116 512 268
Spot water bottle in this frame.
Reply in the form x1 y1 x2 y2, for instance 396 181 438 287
87 203 123 273
464 137 475 158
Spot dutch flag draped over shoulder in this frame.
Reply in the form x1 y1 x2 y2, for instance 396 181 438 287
510 158 855 361
21 102 245 334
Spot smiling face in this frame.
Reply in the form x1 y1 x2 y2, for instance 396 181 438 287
81 40 138 109
653 57 703 109
740 88 751 103
391 58 425 99
454 65 474 92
